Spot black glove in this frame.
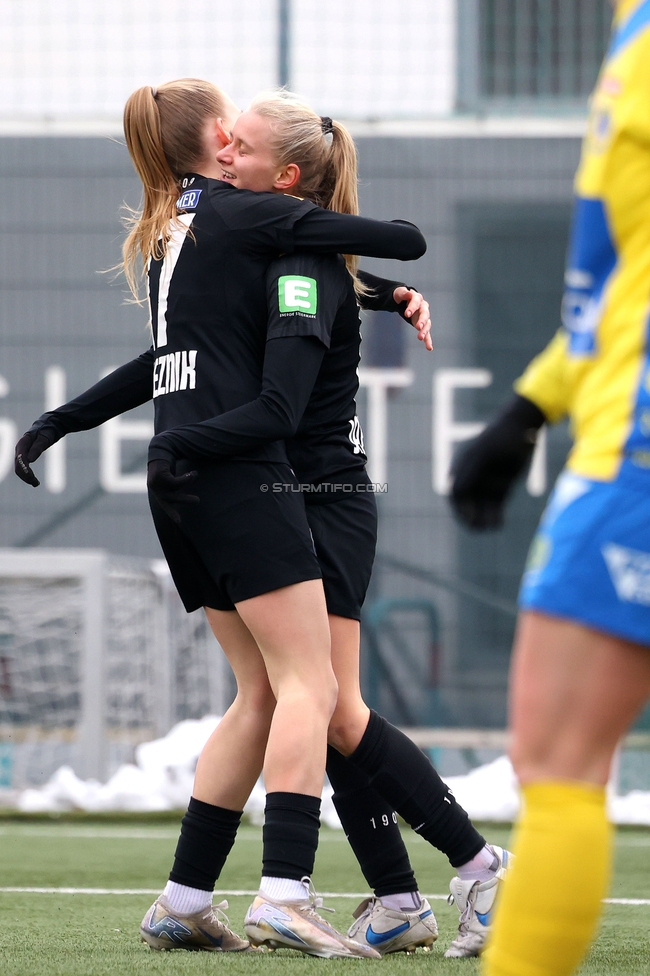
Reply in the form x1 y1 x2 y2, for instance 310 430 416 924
450 394 546 531
14 428 58 487
147 458 199 524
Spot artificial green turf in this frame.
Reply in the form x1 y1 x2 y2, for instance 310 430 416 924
0 810 186 824
0 822 649 975
0 824 513 893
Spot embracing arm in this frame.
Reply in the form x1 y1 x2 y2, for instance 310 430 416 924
293 211 426 261
357 269 433 350
148 336 326 465
357 270 408 312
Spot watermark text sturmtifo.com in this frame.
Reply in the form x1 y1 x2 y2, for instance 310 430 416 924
260 482 387 494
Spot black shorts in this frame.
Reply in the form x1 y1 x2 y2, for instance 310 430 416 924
150 460 322 612
305 492 378 620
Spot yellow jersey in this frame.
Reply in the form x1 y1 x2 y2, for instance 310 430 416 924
515 0 650 486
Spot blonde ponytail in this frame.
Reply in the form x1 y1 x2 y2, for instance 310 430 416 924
122 78 233 300
326 121 363 284
250 91 368 296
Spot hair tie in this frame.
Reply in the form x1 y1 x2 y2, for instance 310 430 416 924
320 116 334 135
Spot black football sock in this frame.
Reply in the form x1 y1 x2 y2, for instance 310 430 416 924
349 711 486 868
169 797 242 890
262 792 321 880
326 745 418 897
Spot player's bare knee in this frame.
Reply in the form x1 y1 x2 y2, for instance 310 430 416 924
284 668 337 721
315 670 339 721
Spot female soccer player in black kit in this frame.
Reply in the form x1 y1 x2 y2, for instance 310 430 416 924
15 81 508 958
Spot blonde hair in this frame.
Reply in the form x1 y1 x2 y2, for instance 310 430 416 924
122 78 232 299
249 91 367 296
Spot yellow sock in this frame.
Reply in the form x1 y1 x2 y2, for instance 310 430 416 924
483 781 612 976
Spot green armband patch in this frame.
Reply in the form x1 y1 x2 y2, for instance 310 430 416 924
278 275 318 315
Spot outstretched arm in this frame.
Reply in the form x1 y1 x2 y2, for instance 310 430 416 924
15 348 154 487
449 395 547 531
449 330 573 530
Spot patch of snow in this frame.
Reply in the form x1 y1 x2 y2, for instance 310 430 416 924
445 756 520 822
18 716 221 814
13 719 650 826
609 790 650 825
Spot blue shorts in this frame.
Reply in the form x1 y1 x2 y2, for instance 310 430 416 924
519 470 650 647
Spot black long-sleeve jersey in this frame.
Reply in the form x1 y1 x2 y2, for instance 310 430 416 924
26 175 423 476
148 174 423 466
148 252 369 490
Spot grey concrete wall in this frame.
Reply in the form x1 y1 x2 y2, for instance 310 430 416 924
0 135 582 725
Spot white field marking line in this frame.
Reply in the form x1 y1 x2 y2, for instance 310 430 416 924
0 888 164 895
0 827 356 839
0 887 448 899
0 827 267 840
21 833 647 847
0 827 353 841
0 888 649 905
0 829 181 840
604 899 650 905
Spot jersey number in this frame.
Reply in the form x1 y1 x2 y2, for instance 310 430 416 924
349 416 365 456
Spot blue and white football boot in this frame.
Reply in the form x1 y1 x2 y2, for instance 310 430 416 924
347 896 438 955
140 895 257 952
445 846 512 958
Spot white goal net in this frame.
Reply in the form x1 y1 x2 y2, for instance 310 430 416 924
0 549 233 789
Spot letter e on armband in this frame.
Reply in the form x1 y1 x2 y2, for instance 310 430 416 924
278 276 318 316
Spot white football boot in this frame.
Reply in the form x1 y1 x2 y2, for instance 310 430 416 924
244 879 380 959
445 846 512 958
347 896 438 955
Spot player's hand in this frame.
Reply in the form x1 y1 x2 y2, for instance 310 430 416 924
147 459 199 524
393 286 433 351
14 429 57 487
450 395 546 530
